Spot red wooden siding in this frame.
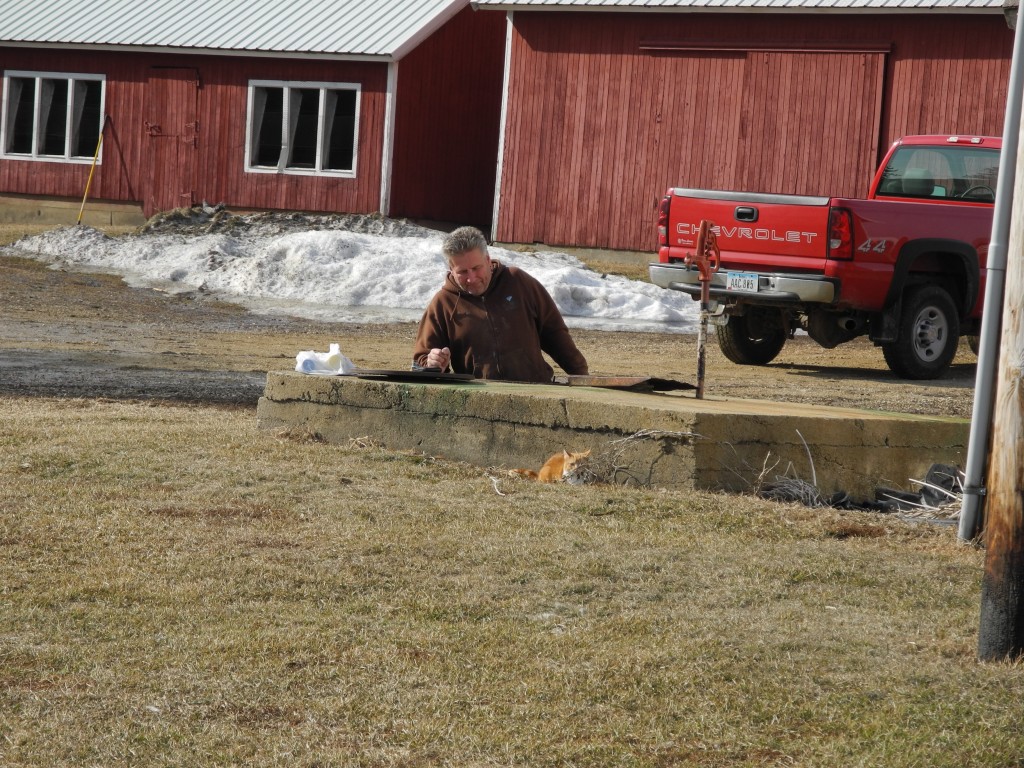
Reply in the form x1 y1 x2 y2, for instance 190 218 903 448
195 56 388 215
144 67 200 214
390 7 505 227
0 49 388 217
495 12 1012 252
734 50 886 195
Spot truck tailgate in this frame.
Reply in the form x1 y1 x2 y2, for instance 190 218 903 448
662 188 832 270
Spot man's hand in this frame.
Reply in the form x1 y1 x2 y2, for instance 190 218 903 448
425 346 451 370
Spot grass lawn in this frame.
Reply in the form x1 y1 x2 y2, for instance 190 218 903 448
1 396 1020 767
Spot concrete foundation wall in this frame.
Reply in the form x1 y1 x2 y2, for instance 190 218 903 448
256 372 970 501
0 194 146 228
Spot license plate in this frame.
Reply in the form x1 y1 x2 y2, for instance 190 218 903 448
726 271 758 292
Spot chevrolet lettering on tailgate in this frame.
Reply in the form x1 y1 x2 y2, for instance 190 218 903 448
675 222 818 246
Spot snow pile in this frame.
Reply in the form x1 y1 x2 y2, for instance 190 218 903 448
7 211 698 332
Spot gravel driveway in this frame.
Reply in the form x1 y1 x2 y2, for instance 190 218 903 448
0 243 978 417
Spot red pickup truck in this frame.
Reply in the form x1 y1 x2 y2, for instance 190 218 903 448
649 134 1000 379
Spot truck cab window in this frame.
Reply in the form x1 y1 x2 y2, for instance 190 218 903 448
877 145 998 201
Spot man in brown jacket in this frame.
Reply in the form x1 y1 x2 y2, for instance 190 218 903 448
412 226 589 383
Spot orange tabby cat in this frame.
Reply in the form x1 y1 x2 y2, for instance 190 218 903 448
511 449 591 484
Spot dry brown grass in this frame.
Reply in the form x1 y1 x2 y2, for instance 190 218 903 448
2 396 1021 766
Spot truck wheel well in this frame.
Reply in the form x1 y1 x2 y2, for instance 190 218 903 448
885 239 979 319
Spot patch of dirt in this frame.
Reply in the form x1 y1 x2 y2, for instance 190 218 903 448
0 238 977 416
137 204 435 238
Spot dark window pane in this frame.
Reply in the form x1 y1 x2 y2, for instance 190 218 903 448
7 77 36 154
254 87 283 167
325 89 356 171
72 80 103 157
287 88 319 169
40 79 69 156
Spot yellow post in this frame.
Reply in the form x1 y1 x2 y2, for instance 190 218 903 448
77 115 109 226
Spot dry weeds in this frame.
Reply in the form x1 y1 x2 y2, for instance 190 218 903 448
1 396 1021 767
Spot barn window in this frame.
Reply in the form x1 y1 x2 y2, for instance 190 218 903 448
1 71 105 162
246 80 359 176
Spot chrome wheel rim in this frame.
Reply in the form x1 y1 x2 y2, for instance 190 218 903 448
912 305 948 362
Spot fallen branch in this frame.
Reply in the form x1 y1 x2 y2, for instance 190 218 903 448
796 429 817 489
485 473 508 496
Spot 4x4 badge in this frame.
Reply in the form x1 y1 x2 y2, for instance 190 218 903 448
857 238 890 254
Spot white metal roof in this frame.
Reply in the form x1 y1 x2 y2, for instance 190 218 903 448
471 0 1002 10
0 0 471 60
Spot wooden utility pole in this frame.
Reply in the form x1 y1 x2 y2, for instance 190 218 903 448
978 110 1024 661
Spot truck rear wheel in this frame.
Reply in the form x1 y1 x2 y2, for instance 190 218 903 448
716 312 787 365
882 285 960 380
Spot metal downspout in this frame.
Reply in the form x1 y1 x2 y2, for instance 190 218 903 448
959 2 1023 541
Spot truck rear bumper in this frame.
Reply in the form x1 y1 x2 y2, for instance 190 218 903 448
649 263 837 304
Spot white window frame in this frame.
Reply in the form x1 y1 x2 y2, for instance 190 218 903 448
245 79 360 178
1 70 106 163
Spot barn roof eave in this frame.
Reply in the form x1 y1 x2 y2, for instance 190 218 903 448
0 40 396 63
470 1 1004 11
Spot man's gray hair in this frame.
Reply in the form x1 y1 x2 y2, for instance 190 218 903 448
443 226 489 259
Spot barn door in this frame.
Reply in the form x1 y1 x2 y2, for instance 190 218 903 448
734 50 887 198
143 67 200 217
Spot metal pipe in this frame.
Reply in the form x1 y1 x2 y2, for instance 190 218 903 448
959 7 1023 541
694 222 710 399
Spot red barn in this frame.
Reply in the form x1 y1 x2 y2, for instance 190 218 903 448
1 0 1014 252
474 0 1014 251
0 0 505 227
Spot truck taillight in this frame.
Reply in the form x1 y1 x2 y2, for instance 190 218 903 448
827 207 853 260
657 194 671 246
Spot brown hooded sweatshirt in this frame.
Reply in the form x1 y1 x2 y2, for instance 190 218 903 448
412 261 588 382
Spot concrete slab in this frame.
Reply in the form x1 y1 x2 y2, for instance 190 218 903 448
256 372 969 501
